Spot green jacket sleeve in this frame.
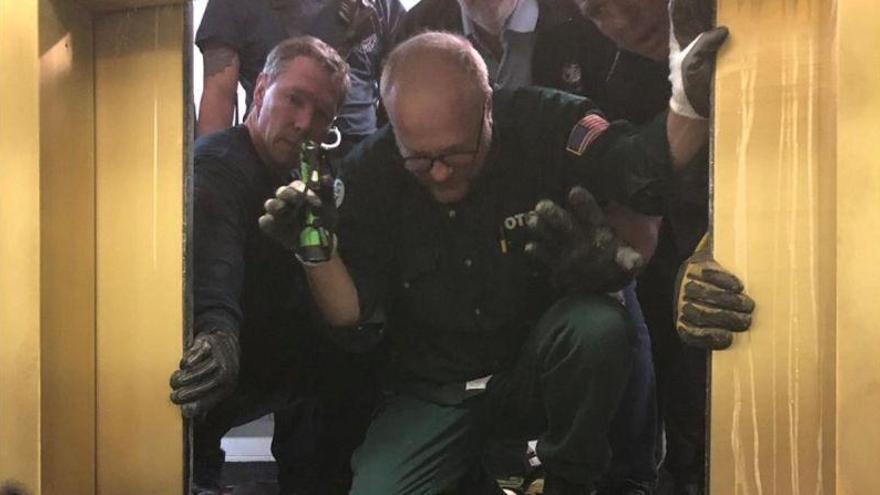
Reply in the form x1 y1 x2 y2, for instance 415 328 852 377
494 86 673 215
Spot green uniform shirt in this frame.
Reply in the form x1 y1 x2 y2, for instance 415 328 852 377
337 86 671 404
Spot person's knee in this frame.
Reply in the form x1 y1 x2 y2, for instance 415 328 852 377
349 470 402 495
349 463 426 495
349 444 409 495
546 294 634 361
350 448 465 495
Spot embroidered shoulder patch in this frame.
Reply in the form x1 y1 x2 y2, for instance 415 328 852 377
566 113 610 156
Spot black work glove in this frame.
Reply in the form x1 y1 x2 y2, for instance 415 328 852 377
525 186 644 294
674 234 755 349
668 0 729 119
169 327 240 418
259 171 338 263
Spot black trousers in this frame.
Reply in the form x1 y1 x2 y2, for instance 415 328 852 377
191 332 383 494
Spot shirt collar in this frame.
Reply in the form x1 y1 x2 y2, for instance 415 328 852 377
506 0 539 33
461 0 539 37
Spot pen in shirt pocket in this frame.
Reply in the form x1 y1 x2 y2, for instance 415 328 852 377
498 225 508 254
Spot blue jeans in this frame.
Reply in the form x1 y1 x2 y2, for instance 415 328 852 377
600 282 660 490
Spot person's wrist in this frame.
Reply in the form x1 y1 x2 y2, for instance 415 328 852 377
293 232 338 267
669 96 706 120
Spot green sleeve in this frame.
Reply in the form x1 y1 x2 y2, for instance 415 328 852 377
494 86 673 215
575 110 672 215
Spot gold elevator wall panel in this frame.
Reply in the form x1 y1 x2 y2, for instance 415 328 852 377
834 1 880 493
0 0 42 489
39 0 97 492
3 1 186 492
710 0 878 493
80 0 186 14
712 1 837 493
94 5 184 494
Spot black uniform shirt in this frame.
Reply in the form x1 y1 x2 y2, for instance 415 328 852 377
337 87 672 399
196 0 404 137
193 126 317 387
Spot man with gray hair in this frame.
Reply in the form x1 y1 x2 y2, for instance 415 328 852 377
169 36 373 495
261 31 697 495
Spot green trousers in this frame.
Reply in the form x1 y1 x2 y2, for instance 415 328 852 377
350 294 636 495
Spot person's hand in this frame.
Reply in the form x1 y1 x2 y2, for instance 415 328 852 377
169 328 240 418
526 186 644 294
674 235 755 349
668 0 729 119
259 172 338 263
259 180 323 249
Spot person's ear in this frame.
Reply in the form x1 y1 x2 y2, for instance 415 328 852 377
484 97 493 127
252 73 269 115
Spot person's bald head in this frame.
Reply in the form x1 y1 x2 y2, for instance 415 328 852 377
379 32 494 204
381 32 491 122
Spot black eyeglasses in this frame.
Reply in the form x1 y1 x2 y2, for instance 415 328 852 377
400 105 487 175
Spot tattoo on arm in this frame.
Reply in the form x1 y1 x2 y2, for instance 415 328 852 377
203 46 239 78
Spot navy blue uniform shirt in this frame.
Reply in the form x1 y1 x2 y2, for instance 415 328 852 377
193 126 319 387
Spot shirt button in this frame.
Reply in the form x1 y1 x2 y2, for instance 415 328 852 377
402 281 410 289
448 209 457 219
474 307 482 316
464 258 473 268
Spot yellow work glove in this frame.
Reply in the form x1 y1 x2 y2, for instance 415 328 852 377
674 234 755 349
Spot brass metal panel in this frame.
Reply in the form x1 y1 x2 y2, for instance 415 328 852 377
835 1 880 493
0 0 42 491
94 5 184 494
38 0 96 492
711 0 837 493
79 0 186 14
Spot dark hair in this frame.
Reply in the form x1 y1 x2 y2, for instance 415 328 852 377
262 36 351 107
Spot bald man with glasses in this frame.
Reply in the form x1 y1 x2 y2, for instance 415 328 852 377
259 31 708 495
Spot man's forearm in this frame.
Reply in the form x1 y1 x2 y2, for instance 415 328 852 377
197 46 240 137
604 201 661 263
197 88 236 137
667 111 709 171
303 254 361 327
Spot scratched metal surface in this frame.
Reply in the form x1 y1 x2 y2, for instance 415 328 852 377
708 0 872 493
0 0 41 490
831 0 880 494
38 0 98 493
94 5 185 494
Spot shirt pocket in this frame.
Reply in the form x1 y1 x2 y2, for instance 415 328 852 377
397 247 439 296
395 246 473 333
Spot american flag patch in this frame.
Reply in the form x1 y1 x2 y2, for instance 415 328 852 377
566 113 610 156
